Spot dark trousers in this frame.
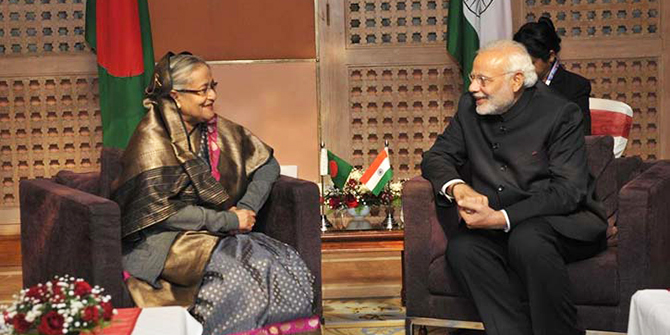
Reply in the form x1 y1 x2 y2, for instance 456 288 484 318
446 218 605 335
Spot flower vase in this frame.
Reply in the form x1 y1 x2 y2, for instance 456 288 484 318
346 205 371 230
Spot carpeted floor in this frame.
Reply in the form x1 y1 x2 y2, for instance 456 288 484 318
322 298 406 335
322 298 460 335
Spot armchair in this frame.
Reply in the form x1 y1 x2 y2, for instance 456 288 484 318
20 148 322 317
403 136 670 333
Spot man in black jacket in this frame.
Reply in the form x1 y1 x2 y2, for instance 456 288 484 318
421 40 607 335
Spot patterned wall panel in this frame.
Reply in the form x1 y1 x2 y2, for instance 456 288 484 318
346 0 449 47
348 64 461 180
564 58 659 159
0 75 101 206
524 0 659 39
0 0 88 55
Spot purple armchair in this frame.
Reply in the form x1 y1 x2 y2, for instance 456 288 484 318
403 136 670 333
20 148 322 316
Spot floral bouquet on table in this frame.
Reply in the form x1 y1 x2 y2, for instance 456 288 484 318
322 168 403 214
0 275 116 335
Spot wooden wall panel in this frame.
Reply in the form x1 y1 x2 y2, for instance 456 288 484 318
148 0 317 61
1 1 99 212
514 0 667 160
319 0 461 181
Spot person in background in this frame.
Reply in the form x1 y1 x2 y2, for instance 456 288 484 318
514 16 592 135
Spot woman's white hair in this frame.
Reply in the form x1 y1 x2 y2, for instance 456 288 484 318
478 40 538 88
169 53 210 90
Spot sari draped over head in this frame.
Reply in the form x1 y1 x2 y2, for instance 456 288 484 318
112 52 272 241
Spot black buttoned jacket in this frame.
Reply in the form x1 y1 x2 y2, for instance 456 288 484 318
421 83 607 242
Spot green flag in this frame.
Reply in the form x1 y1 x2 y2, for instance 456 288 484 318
85 0 154 148
447 0 513 89
327 150 353 189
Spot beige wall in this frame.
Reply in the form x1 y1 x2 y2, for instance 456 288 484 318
149 0 320 182
148 0 316 61
211 61 319 182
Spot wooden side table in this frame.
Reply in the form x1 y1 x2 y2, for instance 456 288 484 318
321 229 404 300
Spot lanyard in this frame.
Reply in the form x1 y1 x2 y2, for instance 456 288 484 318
544 60 560 86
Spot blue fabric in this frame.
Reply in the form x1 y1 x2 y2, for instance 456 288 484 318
192 232 314 335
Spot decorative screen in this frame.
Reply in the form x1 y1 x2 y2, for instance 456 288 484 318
0 75 101 206
524 0 659 39
346 0 449 47
348 64 461 180
0 0 88 55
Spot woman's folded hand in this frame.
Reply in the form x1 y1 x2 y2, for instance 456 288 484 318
230 206 256 232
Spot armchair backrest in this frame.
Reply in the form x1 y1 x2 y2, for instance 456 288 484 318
99 147 124 199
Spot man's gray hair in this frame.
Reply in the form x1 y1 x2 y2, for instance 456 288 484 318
479 40 538 88
169 53 210 90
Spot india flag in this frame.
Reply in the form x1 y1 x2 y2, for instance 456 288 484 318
360 148 393 196
85 0 155 148
447 0 513 88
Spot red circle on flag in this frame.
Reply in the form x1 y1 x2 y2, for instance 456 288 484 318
329 161 338 178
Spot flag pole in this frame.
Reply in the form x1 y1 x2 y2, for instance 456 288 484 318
383 140 397 230
320 142 331 232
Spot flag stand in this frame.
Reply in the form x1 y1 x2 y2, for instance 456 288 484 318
320 142 332 232
381 140 398 230
320 182 332 233
382 183 398 231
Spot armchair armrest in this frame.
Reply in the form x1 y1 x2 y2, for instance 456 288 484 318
19 179 132 307
403 176 460 316
256 175 322 316
617 160 670 300
53 170 101 195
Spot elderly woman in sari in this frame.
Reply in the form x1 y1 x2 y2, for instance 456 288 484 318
112 52 315 335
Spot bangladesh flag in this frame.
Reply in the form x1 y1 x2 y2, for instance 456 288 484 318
447 0 513 88
323 150 353 189
85 0 155 148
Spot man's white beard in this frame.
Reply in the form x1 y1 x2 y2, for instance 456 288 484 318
474 89 515 115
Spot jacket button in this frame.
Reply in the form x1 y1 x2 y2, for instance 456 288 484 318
500 165 507 171
497 185 505 192
500 126 507 133
492 143 500 150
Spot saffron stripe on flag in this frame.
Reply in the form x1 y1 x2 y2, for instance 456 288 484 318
360 149 389 184
361 148 393 196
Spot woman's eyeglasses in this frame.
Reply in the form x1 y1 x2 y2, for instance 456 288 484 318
175 81 218 97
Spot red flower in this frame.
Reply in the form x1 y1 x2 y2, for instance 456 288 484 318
50 285 64 303
82 306 100 323
345 195 358 208
37 311 64 335
26 286 45 301
101 302 114 321
328 197 341 209
346 179 358 188
74 281 92 296
12 313 31 333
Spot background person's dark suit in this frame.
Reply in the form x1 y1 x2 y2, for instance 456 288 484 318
421 83 607 335
548 65 592 135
